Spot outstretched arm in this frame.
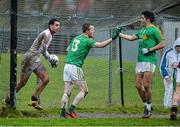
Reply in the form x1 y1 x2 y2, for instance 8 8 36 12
93 27 122 48
119 33 137 41
93 38 113 48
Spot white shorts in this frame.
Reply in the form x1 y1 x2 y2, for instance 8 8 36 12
63 64 85 82
135 62 156 74
176 68 180 83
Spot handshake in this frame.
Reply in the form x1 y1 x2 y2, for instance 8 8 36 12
111 27 123 40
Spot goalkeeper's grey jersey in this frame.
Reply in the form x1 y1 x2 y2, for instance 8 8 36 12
25 29 52 63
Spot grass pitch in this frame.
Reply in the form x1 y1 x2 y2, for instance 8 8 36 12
0 53 179 126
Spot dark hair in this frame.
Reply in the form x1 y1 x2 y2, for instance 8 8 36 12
175 45 180 47
48 18 59 27
82 23 93 33
141 11 154 23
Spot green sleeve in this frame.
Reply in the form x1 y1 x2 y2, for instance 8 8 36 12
135 29 141 39
87 38 95 48
153 29 163 44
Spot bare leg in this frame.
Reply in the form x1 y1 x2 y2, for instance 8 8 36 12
72 80 88 106
5 56 32 104
61 81 73 108
60 81 73 118
5 72 30 103
142 71 153 118
143 71 153 103
16 73 30 93
67 80 88 118
26 65 48 110
170 83 180 120
16 56 32 93
135 74 146 102
33 65 49 97
172 83 180 106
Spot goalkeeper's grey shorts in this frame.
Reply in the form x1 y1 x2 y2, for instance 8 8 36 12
63 64 85 82
135 62 156 74
21 52 42 76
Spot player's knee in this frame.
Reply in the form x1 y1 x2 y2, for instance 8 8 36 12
42 77 49 85
143 86 151 93
144 79 151 87
144 85 150 90
135 80 142 88
135 84 141 90
19 80 26 87
65 92 71 97
61 93 69 103
135 78 142 85
84 91 88 97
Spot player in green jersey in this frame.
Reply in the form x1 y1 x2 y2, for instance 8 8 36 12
119 11 165 118
60 23 122 118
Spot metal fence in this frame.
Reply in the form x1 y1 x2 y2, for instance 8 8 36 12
0 0 180 110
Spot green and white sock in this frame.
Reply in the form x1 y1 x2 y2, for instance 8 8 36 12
144 102 147 107
61 108 66 116
146 103 152 111
69 104 76 113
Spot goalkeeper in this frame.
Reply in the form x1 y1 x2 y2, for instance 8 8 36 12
60 23 122 118
4 18 60 110
118 11 165 118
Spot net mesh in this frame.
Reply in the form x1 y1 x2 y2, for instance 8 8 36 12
0 0 180 110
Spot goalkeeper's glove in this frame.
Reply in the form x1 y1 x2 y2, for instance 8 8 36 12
111 27 122 40
46 55 57 68
142 48 150 55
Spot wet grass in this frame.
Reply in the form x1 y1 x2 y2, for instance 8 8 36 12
0 53 178 126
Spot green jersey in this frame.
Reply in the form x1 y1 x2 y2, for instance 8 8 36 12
66 34 95 67
135 24 163 64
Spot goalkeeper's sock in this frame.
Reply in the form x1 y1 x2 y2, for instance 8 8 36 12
69 104 76 113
